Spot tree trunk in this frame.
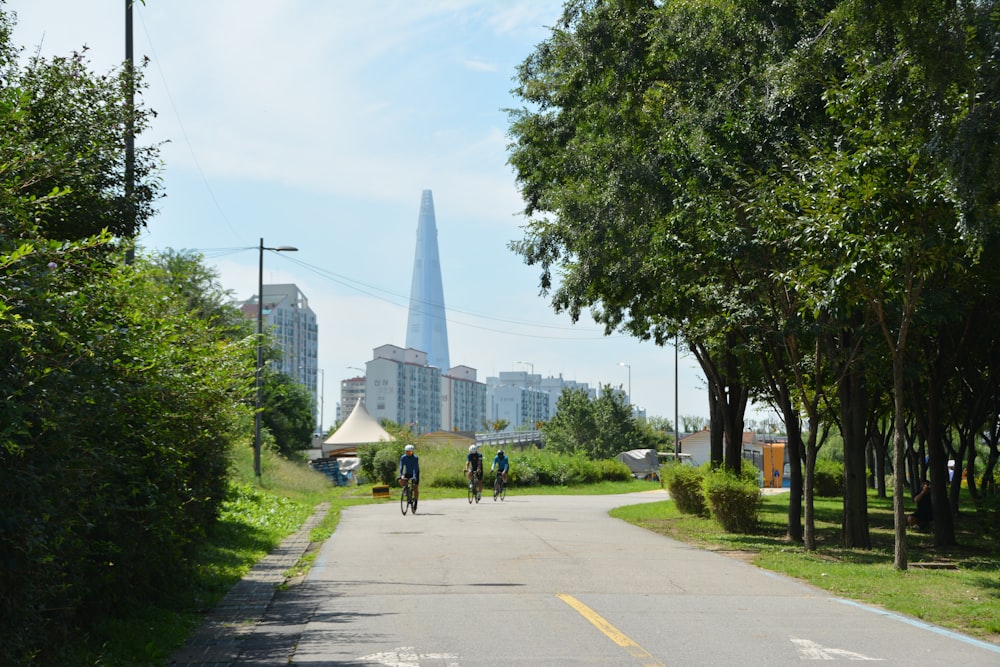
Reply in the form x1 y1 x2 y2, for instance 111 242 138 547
803 416 819 551
698 343 747 472
919 345 956 548
872 417 891 498
778 394 803 542
892 357 908 570
722 342 748 474
838 359 871 548
709 383 724 467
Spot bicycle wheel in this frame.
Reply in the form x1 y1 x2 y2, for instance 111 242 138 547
401 483 410 515
493 476 501 501
468 478 474 504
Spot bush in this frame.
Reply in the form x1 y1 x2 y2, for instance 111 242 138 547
702 468 761 533
373 446 403 485
596 459 633 482
357 441 402 485
663 464 707 515
814 459 844 497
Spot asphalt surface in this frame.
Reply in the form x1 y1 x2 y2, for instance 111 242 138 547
168 491 1000 666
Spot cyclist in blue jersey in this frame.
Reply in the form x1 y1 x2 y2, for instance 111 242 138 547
399 444 419 509
492 449 510 486
465 444 484 496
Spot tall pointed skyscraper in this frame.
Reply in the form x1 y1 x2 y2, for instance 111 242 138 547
405 190 450 373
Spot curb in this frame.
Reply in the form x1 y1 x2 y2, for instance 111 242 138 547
167 502 330 667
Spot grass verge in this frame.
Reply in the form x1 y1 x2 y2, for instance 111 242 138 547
609 491 1000 644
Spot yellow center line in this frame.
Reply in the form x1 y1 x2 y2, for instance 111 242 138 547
556 593 666 667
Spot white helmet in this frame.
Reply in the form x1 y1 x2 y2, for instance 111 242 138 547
468 444 478 453
405 444 415 452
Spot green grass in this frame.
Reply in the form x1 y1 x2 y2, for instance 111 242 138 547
610 491 1000 644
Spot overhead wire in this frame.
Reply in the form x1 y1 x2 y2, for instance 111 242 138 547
276 253 619 341
136 10 245 246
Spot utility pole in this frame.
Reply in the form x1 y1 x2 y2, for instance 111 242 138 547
124 1 135 264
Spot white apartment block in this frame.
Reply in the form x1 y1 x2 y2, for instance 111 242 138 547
365 344 441 435
441 365 487 434
339 376 365 423
242 283 319 413
353 347 487 436
486 371 594 431
489 384 550 430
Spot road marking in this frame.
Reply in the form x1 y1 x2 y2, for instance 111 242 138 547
357 646 459 667
557 593 666 667
791 638 883 661
834 598 1000 655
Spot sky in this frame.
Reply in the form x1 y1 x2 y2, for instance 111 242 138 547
7 1 732 429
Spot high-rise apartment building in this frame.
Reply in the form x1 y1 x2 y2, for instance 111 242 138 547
405 190 450 374
489 384 550 430
486 371 594 431
339 376 366 423
365 344 441 435
441 365 487 434
242 283 318 412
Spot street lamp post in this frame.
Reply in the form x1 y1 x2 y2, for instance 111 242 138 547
618 362 631 406
317 369 325 435
675 335 680 454
255 238 298 479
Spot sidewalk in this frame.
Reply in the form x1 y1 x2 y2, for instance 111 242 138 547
167 502 330 667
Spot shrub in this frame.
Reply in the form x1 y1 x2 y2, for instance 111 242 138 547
814 459 844 497
372 446 403 485
357 441 403 485
663 464 707 515
597 459 633 482
510 462 537 487
702 468 761 533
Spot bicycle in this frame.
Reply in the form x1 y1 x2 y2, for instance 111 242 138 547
493 472 507 501
467 471 481 504
400 476 417 515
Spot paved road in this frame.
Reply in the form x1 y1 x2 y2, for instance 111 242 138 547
183 491 1000 666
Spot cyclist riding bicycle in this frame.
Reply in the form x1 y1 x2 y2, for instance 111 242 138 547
465 444 484 495
399 444 419 510
492 449 510 486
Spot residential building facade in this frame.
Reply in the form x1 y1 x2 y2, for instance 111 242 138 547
441 365 487 434
365 344 441 435
485 371 594 431
241 282 318 409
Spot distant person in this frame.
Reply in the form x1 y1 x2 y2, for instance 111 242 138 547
492 449 510 487
466 444 484 496
907 479 932 530
399 444 419 510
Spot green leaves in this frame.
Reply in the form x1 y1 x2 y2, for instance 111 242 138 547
542 384 651 459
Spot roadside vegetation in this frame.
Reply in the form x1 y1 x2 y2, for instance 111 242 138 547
358 439 636 490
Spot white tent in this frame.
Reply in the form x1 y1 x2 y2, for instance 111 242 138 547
322 399 394 457
615 449 660 480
